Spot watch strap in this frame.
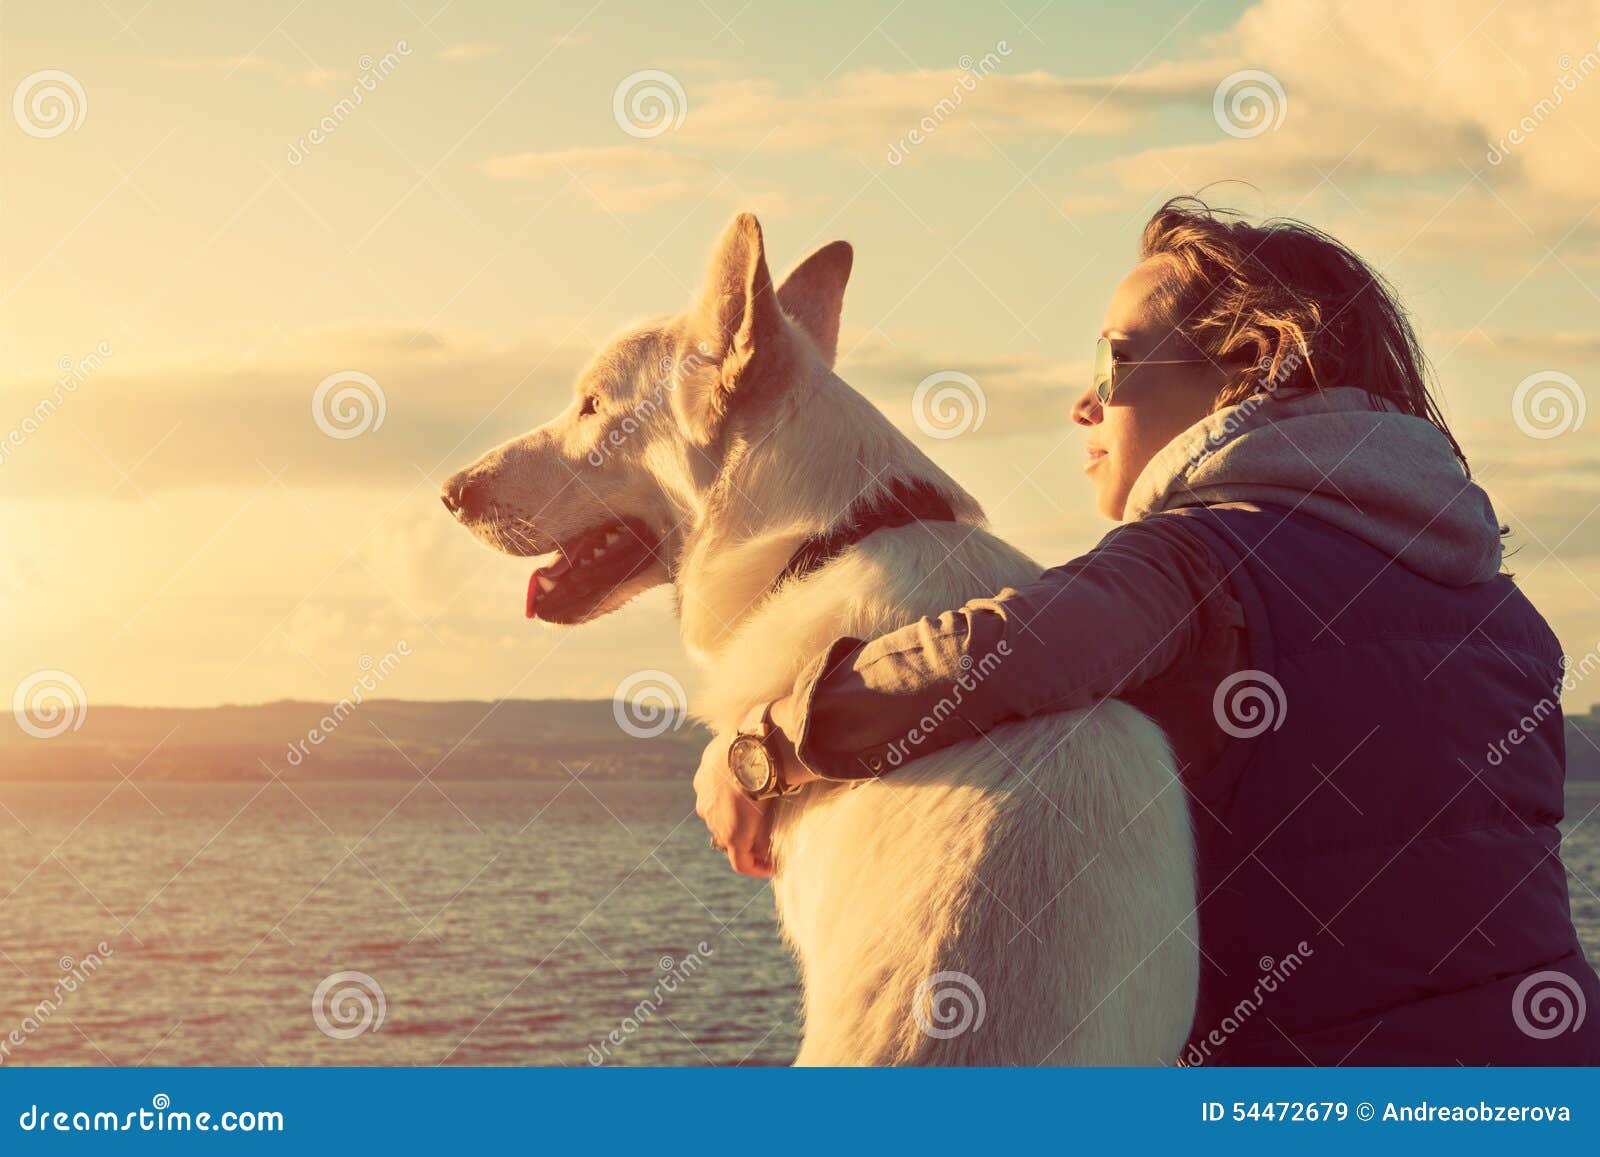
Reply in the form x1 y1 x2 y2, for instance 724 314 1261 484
733 701 786 800
738 699 773 739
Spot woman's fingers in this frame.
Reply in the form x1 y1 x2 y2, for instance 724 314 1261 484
726 794 776 878
691 731 778 877
727 844 773 878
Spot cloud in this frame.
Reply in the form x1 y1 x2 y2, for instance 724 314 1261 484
1082 0 1600 252
668 67 1150 158
483 1 1600 246
1437 329 1600 363
479 55 1155 211
839 331 1079 440
437 42 502 64
481 144 788 214
270 602 350 660
0 316 1087 503
157 55 338 89
0 324 595 497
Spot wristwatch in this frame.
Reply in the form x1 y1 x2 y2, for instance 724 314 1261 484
727 701 800 801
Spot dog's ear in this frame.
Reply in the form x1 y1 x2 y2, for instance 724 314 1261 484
776 241 852 368
678 213 784 444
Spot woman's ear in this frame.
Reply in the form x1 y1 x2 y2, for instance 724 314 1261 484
675 213 785 445
1219 330 1274 402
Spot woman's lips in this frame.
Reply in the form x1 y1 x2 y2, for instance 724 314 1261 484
1084 448 1108 473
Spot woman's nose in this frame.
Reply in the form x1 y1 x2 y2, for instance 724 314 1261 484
1071 384 1102 428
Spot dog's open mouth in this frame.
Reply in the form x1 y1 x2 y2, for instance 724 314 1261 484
525 517 661 623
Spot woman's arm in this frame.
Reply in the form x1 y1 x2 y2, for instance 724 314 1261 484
771 513 1233 781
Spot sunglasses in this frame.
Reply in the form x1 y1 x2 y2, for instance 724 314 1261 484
1093 336 1213 405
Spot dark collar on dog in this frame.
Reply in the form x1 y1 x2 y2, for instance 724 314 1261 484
777 480 960 589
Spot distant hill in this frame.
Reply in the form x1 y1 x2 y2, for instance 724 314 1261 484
5 699 1599 783
0 699 710 782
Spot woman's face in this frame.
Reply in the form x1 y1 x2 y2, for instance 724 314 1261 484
1073 258 1228 520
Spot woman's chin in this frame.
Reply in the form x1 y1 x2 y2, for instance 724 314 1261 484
1091 480 1127 521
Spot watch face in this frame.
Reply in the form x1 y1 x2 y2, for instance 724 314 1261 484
728 735 773 794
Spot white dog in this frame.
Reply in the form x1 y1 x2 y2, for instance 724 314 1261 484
444 214 1197 1064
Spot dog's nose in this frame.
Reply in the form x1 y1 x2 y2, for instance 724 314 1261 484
441 473 482 519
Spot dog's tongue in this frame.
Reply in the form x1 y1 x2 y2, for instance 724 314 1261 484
525 570 540 620
525 554 570 620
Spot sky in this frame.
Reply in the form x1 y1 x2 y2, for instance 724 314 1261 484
3 0 1600 710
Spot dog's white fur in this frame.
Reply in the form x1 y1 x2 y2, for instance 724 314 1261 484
446 214 1198 1064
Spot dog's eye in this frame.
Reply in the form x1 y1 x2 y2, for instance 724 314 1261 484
578 395 600 417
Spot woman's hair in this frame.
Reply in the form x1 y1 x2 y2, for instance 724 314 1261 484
1138 195 1470 474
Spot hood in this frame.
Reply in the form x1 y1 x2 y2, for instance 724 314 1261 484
1124 386 1503 586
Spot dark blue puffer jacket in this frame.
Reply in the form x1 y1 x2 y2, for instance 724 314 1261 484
1165 502 1600 1065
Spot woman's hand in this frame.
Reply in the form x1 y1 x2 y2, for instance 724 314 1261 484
694 732 776 878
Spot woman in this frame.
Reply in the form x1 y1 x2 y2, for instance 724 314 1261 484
693 197 1600 1064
